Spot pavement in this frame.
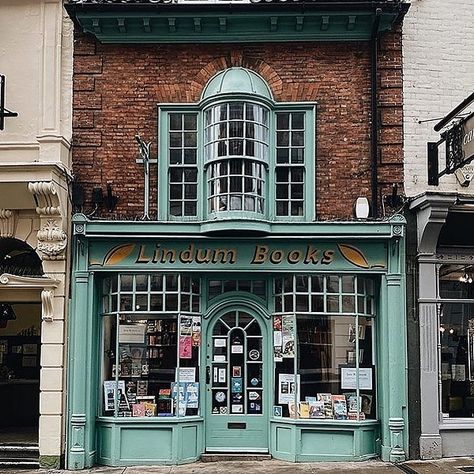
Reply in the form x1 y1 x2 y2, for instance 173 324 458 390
3 457 474 474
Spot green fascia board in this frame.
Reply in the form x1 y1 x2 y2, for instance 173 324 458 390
72 213 405 240
69 9 398 43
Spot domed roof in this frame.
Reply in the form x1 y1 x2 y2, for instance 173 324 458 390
201 68 273 101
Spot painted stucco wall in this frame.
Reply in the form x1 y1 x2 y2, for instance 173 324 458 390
403 0 474 195
0 0 73 467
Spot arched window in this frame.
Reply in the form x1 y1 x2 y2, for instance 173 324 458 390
158 68 316 226
0 238 43 277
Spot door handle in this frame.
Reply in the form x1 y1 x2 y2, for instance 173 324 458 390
206 366 211 385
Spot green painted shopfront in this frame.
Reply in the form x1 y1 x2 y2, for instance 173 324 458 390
65 0 410 468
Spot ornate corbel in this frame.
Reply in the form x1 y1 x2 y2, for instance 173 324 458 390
28 181 67 260
0 209 16 238
28 181 61 215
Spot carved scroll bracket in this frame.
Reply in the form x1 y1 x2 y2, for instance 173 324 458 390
41 289 55 322
0 209 16 238
28 181 61 216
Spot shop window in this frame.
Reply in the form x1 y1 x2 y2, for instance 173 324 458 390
101 274 201 418
208 278 266 300
439 264 474 418
273 275 376 420
158 68 316 222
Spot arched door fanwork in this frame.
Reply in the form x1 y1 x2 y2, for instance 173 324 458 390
205 308 268 452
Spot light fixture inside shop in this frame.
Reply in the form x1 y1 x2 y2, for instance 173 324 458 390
0 303 16 322
459 273 473 284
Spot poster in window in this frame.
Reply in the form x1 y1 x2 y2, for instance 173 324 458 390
340 367 373 390
278 373 299 404
273 315 283 361
179 316 193 359
22 355 37 367
22 344 37 355
192 316 201 347
103 380 126 412
452 364 466 382
282 314 295 358
179 335 192 359
119 324 146 344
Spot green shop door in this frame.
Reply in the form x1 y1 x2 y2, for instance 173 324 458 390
205 310 268 452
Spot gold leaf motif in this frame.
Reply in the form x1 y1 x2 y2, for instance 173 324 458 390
103 244 135 266
337 244 370 269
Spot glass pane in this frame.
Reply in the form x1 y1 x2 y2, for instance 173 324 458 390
184 114 197 130
441 303 474 417
439 264 474 299
291 113 304 130
169 114 182 130
277 113 290 129
120 275 133 292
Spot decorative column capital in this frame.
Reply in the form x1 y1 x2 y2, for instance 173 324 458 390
37 219 68 261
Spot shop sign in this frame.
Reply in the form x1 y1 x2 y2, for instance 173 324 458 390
89 240 387 272
462 114 474 164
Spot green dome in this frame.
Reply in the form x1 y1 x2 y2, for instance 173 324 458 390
201 68 273 101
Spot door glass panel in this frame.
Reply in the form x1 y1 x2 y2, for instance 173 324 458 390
211 311 263 415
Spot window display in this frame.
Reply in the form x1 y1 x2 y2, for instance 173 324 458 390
439 264 474 418
273 275 376 421
101 274 201 418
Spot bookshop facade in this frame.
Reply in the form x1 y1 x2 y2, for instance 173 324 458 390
67 215 408 468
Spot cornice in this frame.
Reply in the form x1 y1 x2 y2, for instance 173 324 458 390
65 1 406 43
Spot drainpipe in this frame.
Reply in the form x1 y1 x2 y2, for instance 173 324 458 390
371 8 381 219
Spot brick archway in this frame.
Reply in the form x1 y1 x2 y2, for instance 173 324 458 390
187 55 283 102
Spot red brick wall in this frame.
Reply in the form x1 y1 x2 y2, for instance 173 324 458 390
72 29 403 220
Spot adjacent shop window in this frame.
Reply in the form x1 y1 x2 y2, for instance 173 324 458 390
439 264 474 418
273 275 376 420
101 274 201 418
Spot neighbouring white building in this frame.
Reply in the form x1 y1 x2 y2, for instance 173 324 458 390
403 0 474 460
0 0 72 468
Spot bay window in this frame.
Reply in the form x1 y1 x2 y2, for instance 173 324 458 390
158 68 315 223
273 274 376 420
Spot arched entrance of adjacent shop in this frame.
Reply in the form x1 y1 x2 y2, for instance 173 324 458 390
0 238 49 459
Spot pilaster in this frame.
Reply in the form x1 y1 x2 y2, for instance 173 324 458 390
67 270 91 470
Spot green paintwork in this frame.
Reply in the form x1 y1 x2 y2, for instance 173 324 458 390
67 214 408 468
204 306 269 452
202 68 273 101
271 420 379 461
67 8 400 44
73 212 405 239
96 418 203 465
88 238 388 272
